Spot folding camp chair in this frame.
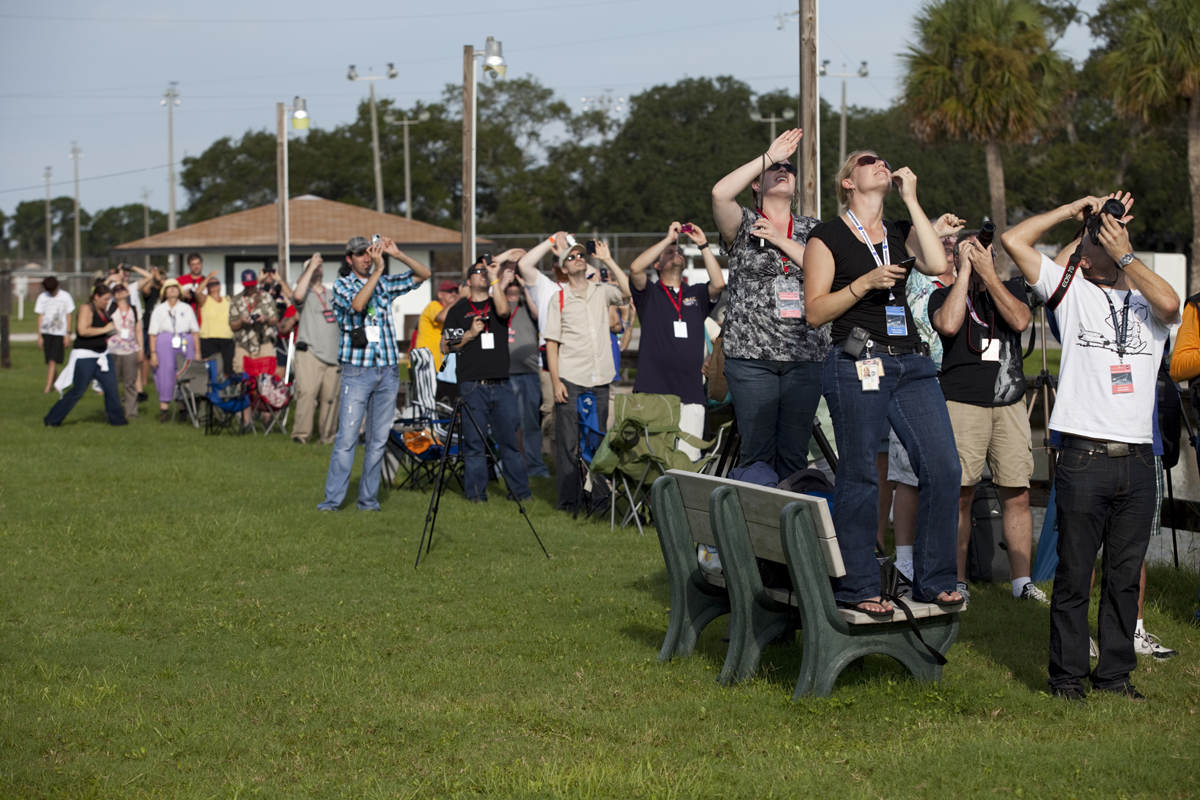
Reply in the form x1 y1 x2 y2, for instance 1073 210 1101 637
384 348 463 490
572 390 610 521
173 357 210 428
202 358 251 436
590 393 715 533
243 355 292 435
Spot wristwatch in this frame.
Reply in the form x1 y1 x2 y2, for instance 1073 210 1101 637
1118 252 1136 268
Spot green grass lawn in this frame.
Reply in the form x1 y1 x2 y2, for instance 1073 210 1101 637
1 342 1196 799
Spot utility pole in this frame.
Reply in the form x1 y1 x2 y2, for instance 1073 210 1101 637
798 0 819 219
750 107 795 144
277 102 287 279
162 83 180 232
462 44 476 277
68 143 82 273
141 188 152 269
820 60 869 168
43 167 52 271
348 64 398 214
384 110 431 219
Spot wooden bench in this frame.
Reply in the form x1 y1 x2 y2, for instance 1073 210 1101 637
651 470 962 698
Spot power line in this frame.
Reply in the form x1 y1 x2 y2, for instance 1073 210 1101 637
0 163 179 195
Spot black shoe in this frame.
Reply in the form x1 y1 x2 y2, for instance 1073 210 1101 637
137 392 148 402
1051 686 1088 705
1092 682 1146 702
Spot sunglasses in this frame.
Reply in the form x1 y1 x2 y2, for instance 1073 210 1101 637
766 161 798 175
856 155 891 171
563 252 586 263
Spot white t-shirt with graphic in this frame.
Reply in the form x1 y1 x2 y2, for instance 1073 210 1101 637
34 291 75 336
1030 254 1177 444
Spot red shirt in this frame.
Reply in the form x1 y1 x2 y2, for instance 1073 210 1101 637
178 273 206 325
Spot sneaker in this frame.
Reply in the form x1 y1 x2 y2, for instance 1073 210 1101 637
1019 583 1050 604
1133 629 1178 660
1089 637 1099 659
956 582 971 608
1093 682 1146 702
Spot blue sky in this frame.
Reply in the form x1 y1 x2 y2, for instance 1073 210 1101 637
0 0 1102 218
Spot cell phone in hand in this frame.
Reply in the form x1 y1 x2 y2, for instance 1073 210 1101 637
898 257 916 272
586 240 597 255
680 224 694 234
599 268 610 282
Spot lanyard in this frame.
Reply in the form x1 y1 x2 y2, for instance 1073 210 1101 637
845 211 889 269
660 281 683 320
965 293 989 328
755 208 795 275
313 285 330 313
1103 288 1132 361
116 306 135 333
468 299 489 320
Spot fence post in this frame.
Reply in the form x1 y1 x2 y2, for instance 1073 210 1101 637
1 268 12 369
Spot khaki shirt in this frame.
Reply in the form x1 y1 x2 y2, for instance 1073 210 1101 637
228 289 279 352
544 282 624 387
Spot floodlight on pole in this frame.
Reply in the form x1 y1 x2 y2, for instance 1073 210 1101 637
160 82 180 247
348 64 397 213
462 37 506 275
384 109 431 220
749 105 795 143
278 96 310 285
291 97 309 129
820 60 868 169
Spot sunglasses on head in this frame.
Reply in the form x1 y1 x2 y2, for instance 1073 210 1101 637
767 162 798 175
856 154 890 171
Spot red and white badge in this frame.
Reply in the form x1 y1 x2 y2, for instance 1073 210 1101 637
1110 364 1133 394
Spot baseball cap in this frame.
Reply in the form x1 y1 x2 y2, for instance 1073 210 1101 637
240 269 258 287
345 236 370 255
438 280 458 293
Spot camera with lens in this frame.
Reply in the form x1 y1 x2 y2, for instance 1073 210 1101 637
445 330 464 349
1085 198 1127 245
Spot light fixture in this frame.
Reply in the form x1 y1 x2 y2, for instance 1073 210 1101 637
291 96 309 130
820 59 830 77
782 108 796 120
483 36 506 78
387 62 398 79
347 65 358 81
857 61 869 78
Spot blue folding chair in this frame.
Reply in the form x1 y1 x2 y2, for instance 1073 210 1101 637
573 390 609 520
203 359 251 436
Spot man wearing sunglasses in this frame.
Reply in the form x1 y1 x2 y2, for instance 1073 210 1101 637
543 240 631 512
318 235 431 512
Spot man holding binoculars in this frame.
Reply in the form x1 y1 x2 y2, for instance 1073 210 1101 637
1002 193 1179 702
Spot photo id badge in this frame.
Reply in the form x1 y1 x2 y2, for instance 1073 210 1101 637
508 331 516 344
673 320 688 338
1111 364 1133 394
365 326 381 344
856 357 883 392
480 332 495 350
981 338 1001 362
775 275 803 319
171 335 183 349
885 306 908 337
323 309 336 324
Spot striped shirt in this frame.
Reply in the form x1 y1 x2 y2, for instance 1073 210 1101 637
332 270 418 367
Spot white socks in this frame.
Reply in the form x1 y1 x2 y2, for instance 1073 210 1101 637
895 545 914 580
1012 576 1032 598
1136 618 1145 635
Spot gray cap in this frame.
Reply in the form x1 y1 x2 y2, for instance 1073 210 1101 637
345 236 370 255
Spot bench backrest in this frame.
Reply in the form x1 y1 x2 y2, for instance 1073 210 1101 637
667 470 845 578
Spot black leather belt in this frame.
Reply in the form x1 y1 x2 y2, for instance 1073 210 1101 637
872 342 930 357
1060 435 1138 457
471 378 508 386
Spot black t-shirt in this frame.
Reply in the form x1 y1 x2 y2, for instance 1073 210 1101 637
928 278 1029 407
443 297 511 382
807 217 918 349
631 278 715 405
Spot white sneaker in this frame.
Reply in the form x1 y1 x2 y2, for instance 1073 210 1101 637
1134 629 1178 660
1089 637 1099 659
1018 583 1050 604
956 582 971 608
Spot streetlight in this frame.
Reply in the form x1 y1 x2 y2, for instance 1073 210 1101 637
43 167 52 271
68 143 82 273
819 60 869 168
160 82 180 234
462 37 506 274
277 96 309 284
383 109 431 220
348 63 397 213
749 106 795 143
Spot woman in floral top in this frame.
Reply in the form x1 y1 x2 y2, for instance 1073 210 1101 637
711 128 829 476
106 283 144 419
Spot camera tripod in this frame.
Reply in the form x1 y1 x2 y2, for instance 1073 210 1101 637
1025 297 1058 479
414 394 548 567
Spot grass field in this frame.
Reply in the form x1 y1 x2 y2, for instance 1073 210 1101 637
1 341 1197 799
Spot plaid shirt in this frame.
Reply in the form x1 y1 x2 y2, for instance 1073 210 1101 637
332 270 418 367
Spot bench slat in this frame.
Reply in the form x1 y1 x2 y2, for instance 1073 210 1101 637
684 508 716 546
836 599 955 625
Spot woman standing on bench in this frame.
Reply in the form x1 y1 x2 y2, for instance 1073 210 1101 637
803 152 964 616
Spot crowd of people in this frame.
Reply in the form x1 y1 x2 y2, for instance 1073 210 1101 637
34 126 1196 701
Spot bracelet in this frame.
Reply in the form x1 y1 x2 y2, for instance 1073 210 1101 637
698 242 710 250
848 282 861 299
489 279 499 286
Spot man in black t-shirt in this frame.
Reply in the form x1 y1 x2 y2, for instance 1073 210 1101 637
629 221 725 460
929 232 1044 605
442 259 530 503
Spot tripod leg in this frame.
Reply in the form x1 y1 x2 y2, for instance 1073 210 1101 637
1166 466 1179 570
414 400 462 568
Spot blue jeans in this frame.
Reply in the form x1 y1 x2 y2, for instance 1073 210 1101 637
45 355 127 427
822 351 960 603
1049 444 1156 692
510 371 549 477
460 380 531 502
723 357 823 477
319 364 400 511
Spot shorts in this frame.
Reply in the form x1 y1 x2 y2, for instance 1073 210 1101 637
887 428 918 487
946 398 1033 487
42 334 64 364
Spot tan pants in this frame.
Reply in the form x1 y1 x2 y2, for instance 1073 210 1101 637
539 369 556 456
292 349 341 444
112 352 140 418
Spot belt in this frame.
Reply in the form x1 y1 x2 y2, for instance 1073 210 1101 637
471 378 508 386
1059 435 1142 457
871 342 929 357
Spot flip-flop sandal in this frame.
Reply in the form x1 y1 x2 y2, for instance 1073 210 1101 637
837 599 894 619
931 593 965 609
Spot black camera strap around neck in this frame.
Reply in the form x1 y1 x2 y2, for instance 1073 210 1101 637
1103 287 1132 362
1047 214 1088 312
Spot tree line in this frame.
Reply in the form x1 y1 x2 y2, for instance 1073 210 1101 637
2 0 1195 283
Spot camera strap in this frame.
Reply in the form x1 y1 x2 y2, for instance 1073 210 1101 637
1047 211 1091 311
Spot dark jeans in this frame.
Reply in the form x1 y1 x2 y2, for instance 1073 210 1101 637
510 371 549 477
45 355 128 427
723 357 823 477
553 380 609 512
460 380 531 503
822 350 959 603
200 337 235 375
1049 443 1157 692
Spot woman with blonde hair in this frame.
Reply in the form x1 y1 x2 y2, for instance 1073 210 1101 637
803 150 963 617
147 278 200 422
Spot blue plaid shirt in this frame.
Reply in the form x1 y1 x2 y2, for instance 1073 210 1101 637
332 270 418 367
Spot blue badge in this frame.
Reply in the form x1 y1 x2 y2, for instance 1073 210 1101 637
885 306 908 337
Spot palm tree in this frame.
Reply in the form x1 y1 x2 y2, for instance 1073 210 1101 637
1099 0 1200 289
900 0 1069 242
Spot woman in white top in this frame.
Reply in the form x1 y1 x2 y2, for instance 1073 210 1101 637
148 278 200 422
